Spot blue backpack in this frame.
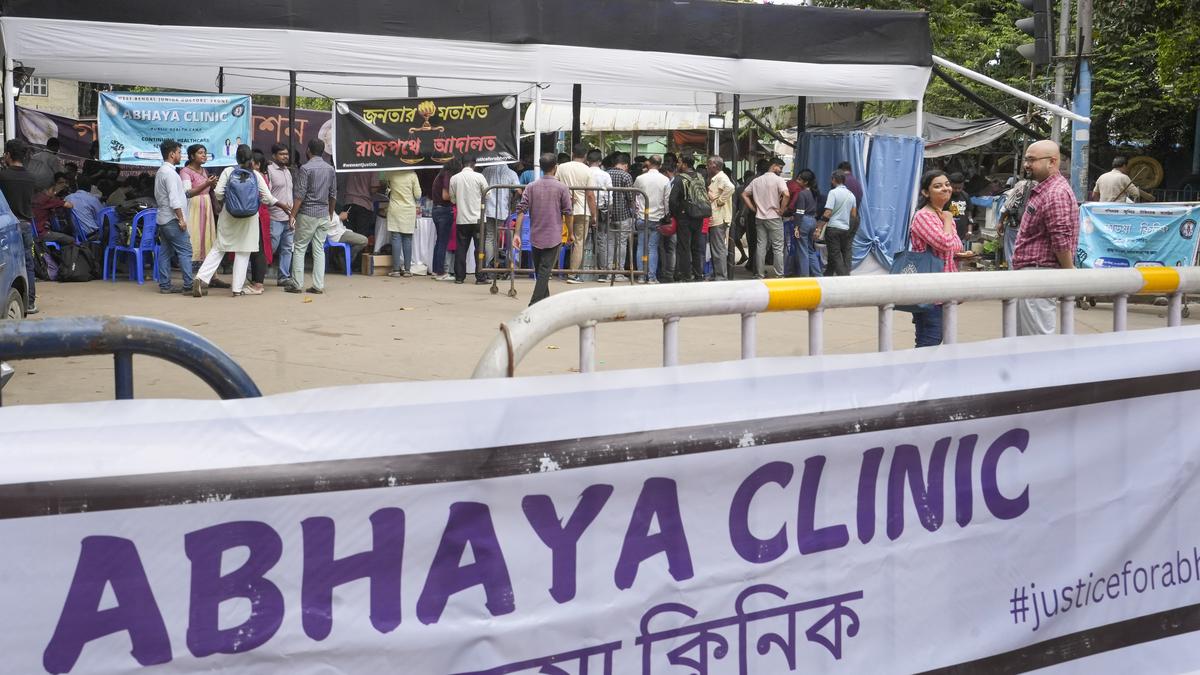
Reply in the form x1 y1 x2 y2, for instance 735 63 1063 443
224 168 260 218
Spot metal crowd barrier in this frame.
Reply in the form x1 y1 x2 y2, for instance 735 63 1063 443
472 267 1200 378
0 315 262 405
475 184 651 298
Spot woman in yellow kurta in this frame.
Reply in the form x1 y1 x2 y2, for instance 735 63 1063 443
385 170 422 277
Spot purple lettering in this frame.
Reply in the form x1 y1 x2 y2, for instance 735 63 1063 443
301 508 405 640
522 484 614 603
43 537 171 674
614 478 693 589
729 461 793 563
185 521 284 658
886 438 950 540
981 428 1030 520
856 447 885 544
797 455 849 554
417 502 514 625
953 435 979 527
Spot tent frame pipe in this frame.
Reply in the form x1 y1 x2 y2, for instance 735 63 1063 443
533 84 542 179
932 55 1088 123
287 71 297 163
730 94 741 280
3 55 14 142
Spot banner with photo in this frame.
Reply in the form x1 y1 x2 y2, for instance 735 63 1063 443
15 106 96 159
97 92 252 167
1078 202 1200 269
333 95 518 172
17 104 331 166
5 328 1200 673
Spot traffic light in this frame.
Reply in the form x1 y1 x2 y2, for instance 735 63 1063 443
1015 0 1053 66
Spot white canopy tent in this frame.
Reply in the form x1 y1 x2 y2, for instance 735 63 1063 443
1 0 934 148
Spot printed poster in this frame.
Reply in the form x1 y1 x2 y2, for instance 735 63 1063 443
334 95 518 172
1078 202 1200 269
97 92 252 167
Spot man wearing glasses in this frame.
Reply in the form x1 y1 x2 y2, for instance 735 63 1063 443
1011 140 1079 335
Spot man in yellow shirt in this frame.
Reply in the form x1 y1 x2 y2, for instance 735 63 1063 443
706 156 735 280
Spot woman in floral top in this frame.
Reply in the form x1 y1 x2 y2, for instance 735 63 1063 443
908 170 963 347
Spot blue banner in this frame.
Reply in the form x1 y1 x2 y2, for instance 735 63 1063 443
97 92 252 167
1077 203 1200 269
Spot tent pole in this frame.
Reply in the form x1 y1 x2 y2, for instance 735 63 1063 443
932 55 1088 123
712 93 721 156
797 96 806 133
407 76 418 98
571 84 581 150
731 94 740 281
533 84 542 179
218 67 224 94
912 97 924 210
288 71 297 162
3 55 13 142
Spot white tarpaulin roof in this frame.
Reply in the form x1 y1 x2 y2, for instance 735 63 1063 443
523 103 733 132
772 112 1029 158
0 1 933 108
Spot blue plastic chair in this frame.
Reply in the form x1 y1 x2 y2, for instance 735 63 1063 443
98 206 118 235
100 210 127 274
70 205 116 245
69 210 89 244
324 235 352 276
33 221 61 252
106 209 158 284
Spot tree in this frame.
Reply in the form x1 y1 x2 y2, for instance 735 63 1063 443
811 0 1057 126
1091 0 1195 150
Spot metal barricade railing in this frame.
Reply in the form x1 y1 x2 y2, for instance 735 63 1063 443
0 315 262 404
472 267 1200 378
475 184 651 298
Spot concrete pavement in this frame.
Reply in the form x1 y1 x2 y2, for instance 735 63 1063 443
2 272 1191 405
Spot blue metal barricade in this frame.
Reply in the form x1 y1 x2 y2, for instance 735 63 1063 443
0 315 261 405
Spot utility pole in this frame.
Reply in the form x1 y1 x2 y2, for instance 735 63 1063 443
1050 0 1070 145
1069 0 1092 201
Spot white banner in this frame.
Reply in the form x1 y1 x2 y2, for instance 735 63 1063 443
4 327 1200 673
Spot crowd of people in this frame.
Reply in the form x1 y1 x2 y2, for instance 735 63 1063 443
500 145 865 305
0 131 1081 350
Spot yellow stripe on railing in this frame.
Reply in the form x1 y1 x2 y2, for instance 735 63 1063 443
764 278 823 311
1138 267 1181 294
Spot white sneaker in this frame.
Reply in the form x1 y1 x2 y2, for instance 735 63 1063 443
434 273 453 281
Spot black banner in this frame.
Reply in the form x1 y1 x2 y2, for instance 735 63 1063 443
333 94 518 171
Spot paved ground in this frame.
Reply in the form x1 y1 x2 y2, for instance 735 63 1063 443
2 270 1192 405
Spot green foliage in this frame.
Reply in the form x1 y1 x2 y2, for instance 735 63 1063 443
1092 0 1194 149
1155 0 1200 102
820 0 1196 151
817 0 1052 120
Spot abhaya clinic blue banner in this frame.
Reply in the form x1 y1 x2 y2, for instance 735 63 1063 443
1078 202 1200 269
97 92 252 167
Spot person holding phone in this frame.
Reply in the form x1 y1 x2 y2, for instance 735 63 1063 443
907 170 964 347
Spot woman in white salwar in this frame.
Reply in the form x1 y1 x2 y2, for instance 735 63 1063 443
194 145 291 297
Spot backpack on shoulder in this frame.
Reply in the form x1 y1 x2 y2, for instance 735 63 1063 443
681 172 712 219
224 168 260 218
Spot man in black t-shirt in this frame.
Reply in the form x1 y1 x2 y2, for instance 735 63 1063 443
0 139 40 314
948 172 973 247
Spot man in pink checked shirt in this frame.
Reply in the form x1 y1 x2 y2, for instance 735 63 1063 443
1011 140 1080 335
515 153 572 306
